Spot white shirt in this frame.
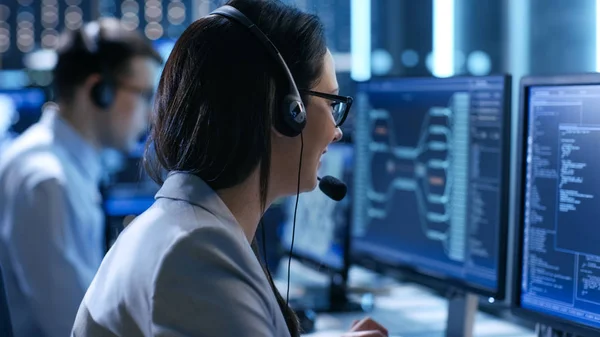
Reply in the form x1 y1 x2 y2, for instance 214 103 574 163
71 172 291 337
0 110 105 337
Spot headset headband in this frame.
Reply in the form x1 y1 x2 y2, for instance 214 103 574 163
210 5 306 137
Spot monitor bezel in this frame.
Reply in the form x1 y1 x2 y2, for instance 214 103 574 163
282 141 355 281
511 73 600 337
350 74 512 300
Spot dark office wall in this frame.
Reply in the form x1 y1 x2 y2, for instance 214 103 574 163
528 0 596 75
371 0 432 77
455 0 504 75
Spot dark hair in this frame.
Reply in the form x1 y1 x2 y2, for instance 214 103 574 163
145 0 327 335
53 18 163 102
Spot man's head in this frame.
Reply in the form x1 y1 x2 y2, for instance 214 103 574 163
53 18 162 152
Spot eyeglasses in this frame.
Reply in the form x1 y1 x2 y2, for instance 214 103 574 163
300 90 353 127
117 81 155 104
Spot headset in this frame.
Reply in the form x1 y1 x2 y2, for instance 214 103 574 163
209 5 307 309
210 5 348 316
210 5 307 138
77 21 116 110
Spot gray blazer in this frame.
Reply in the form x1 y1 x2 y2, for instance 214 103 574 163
71 172 291 337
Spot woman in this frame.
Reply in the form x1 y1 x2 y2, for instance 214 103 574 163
72 0 388 336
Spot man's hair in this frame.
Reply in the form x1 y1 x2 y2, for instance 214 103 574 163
53 18 163 103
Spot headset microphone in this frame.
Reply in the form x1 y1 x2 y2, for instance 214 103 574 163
317 176 347 201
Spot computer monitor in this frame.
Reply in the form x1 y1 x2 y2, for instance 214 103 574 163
154 38 176 61
152 38 176 87
103 156 157 216
513 74 600 337
103 155 159 249
351 75 511 336
0 88 47 135
279 142 357 312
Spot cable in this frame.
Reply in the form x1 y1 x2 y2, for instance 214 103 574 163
286 132 303 307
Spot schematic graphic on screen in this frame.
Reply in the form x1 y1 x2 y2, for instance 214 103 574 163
352 77 506 291
358 93 470 262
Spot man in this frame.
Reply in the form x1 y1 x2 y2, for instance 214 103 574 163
0 18 162 337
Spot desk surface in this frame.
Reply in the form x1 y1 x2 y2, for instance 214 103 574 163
304 283 535 337
275 261 536 337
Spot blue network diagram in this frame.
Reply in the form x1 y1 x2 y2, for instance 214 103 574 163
352 77 508 292
361 99 470 261
520 84 600 330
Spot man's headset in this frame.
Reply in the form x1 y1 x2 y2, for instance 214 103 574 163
76 21 116 110
210 5 307 138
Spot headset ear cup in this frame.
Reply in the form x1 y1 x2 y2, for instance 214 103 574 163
91 80 113 110
275 95 305 137
272 112 294 137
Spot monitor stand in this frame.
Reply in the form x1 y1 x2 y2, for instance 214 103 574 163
536 324 572 337
445 291 478 337
295 273 365 334
325 273 365 313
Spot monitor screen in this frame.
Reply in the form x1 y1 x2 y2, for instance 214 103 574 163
279 142 354 271
103 187 156 217
103 155 158 217
154 38 176 61
103 155 159 248
0 88 46 135
152 38 176 87
352 76 510 295
518 82 600 331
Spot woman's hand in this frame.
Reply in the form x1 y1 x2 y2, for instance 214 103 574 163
340 317 389 337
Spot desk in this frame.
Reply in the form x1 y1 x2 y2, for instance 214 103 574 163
304 283 536 336
275 262 536 337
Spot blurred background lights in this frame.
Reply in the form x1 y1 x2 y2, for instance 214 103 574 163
0 24 9 54
467 50 492 75
17 10 35 53
17 0 34 6
425 52 434 73
144 0 164 40
145 6 163 22
121 0 140 14
371 49 393 76
24 49 58 71
65 5 84 30
122 13 140 31
41 6 59 28
0 5 10 21
145 22 163 40
168 1 186 25
41 29 59 49
401 49 419 68
454 50 466 72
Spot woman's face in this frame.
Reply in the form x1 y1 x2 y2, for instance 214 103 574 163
271 49 343 197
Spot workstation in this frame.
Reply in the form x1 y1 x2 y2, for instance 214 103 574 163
1 1 600 337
